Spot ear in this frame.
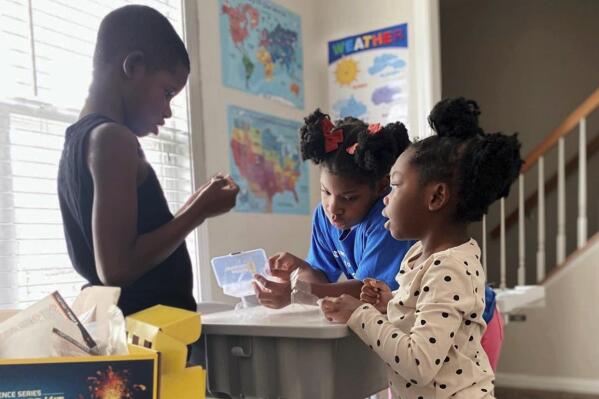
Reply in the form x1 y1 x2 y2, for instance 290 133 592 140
374 175 390 196
426 182 451 212
122 51 146 79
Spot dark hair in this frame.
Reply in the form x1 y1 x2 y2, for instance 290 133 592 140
299 109 411 184
93 5 190 73
410 97 523 223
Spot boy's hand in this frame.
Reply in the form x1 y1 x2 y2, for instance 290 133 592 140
360 278 393 314
252 274 291 309
320 294 362 323
176 177 212 217
187 174 239 220
267 252 308 280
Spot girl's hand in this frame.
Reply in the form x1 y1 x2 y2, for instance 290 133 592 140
360 278 393 314
267 252 309 280
252 274 291 309
320 294 362 323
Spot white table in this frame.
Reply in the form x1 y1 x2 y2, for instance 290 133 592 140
197 304 387 399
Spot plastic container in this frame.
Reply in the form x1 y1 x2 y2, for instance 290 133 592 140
211 249 268 299
199 305 388 399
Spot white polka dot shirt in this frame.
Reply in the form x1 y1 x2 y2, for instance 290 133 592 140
347 239 495 398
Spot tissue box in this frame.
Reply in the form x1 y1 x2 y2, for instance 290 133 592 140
0 344 158 399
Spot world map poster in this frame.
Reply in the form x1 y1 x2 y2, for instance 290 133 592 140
328 24 408 127
227 105 310 215
220 0 304 109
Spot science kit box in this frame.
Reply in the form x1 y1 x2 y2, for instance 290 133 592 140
0 292 158 399
0 344 158 399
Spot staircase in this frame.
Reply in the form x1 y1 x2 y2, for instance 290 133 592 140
484 87 599 323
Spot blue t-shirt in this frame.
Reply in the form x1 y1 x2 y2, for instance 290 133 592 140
305 197 497 324
306 197 414 290
483 286 496 323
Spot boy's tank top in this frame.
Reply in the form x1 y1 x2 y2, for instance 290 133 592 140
57 113 196 316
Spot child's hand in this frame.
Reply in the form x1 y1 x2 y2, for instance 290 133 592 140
267 252 309 280
360 278 393 314
252 274 291 309
320 294 362 323
187 174 239 220
176 177 212 217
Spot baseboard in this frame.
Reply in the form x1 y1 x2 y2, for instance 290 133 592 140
496 372 599 395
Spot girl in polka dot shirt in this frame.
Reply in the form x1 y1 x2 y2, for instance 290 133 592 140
321 98 522 398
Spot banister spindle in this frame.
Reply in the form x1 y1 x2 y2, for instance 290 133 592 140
500 198 506 289
537 157 546 282
577 117 588 248
518 174 526 285
556 137 566 265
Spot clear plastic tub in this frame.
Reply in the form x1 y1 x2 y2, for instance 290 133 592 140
210 249 268 298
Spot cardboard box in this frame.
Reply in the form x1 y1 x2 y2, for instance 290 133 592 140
0 304 207 399
126 305 205 399
0 345 158 399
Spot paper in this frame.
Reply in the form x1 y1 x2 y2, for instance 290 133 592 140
0 291 97 356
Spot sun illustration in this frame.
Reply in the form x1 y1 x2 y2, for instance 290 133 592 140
334 58 359 86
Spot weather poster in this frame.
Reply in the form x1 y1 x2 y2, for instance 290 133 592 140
219 0 304 109
227 105 310 215
328 24 408 127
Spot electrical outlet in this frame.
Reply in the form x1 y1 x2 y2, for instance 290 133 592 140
509 314 527 322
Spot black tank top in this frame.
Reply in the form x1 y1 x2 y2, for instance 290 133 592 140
58 113 196 315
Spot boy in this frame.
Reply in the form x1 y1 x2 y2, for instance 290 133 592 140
58 5 238 315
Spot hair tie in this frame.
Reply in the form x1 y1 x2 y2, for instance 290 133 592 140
367 123 382 135
346 142 359 155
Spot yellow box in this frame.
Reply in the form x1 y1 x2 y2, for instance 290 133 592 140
126 305 205 399
0 345 159 399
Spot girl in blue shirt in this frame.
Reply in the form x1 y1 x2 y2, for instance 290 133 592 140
253 109 414 308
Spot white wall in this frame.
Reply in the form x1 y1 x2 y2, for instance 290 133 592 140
439 3 599 389
188 0 439 303
440 0 599 287
496 236 599 394
190 0 324 303
319 0 440 139
184 1 599 394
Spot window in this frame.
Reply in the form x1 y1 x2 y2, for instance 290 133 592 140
0 0 197 308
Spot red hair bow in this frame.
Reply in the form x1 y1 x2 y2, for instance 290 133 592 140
322 117 344 153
